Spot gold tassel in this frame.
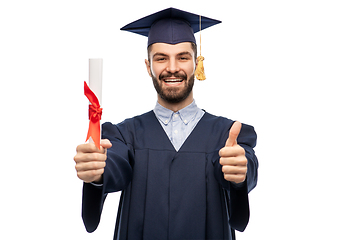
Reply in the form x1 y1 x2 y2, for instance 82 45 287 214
195 55 206 81
195 15 206 81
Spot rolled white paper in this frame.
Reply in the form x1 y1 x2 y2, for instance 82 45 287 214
88 58 103 145
89 58 103 105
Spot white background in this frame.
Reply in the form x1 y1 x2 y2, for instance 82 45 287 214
1 0 353 239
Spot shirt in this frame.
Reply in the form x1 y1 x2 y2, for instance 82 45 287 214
92 102 245 188
153 100 205 151
154 101 246 188
91 101 205 187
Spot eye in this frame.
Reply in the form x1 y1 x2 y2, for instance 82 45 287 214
154 57 167 62
179 56 190 61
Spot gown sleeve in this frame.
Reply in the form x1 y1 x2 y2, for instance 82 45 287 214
229 123 258 231
238 123 258 192
214 123 258 232
82 122 134 233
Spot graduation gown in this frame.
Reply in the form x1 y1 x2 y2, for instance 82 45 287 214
82 110 258 240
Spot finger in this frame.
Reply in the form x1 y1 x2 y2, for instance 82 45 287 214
223 173 246 184
219 155 247 166
75 161 106 172
76 139 112 154
222 165 247 174
225 121 242 147
76 142 100 153
74 152 107 163
77 168 104 183
219 145 245 158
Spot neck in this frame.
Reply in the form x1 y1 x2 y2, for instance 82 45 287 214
157 92 194 112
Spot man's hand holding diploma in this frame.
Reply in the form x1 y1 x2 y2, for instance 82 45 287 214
219 121 248 184
74 139 112 183
75 58 107 184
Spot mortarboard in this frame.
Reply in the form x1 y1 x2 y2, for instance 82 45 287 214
120 8 222 80
120 7 221 47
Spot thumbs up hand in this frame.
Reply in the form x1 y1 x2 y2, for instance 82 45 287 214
219 121 248 184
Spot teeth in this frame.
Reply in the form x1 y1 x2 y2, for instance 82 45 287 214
164 79 182 82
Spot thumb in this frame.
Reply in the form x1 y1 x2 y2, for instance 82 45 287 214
225 121 242 147
100 139 112 150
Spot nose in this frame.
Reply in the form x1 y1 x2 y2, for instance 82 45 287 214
166 58 180 73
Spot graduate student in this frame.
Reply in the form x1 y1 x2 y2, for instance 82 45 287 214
74 8 259 240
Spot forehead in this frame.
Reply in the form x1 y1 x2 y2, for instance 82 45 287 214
150 42 194 56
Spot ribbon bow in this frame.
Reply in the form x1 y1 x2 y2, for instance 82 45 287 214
84 81 102 149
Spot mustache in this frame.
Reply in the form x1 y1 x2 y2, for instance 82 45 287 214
159 72 187 80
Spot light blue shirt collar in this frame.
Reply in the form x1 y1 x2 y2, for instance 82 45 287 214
154 100 201 126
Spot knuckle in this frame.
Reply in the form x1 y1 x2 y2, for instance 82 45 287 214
223 172 247 183
224 174 232 182
73 154 80 163
75 164 80 172
219 148 224 157
87 143 96 152
83 170 95 179
222 166 230 174
91 161 99 169
92 169 104 177
94 161 105 169
238 176 246 183
241 157 248 165
77 171 84 180
89 170 96 178
237 145 245 154
76 145 81 153
92 152 106 162
91 153 99 161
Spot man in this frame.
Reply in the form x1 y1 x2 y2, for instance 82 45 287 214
74 8 258 240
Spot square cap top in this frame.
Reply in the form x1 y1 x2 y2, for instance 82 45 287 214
120 7 221 46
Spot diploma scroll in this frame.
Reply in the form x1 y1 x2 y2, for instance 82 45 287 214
84 58 103 149
89 59 103 105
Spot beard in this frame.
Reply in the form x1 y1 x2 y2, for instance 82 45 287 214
151 71 194 104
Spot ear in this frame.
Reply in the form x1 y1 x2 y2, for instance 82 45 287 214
145 59 152 77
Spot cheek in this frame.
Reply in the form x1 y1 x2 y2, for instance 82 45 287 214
150 64 162 78
186 62 196 76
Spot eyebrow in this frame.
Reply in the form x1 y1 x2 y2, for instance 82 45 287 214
176 51 193 57
152 51 192 58
152 52 169 58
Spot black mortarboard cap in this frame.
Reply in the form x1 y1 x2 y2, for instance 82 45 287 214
120 7 221 47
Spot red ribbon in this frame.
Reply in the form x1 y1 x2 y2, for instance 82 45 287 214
84 81 102 149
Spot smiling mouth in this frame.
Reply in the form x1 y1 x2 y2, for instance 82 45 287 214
163 78 183 83
160 72 186 84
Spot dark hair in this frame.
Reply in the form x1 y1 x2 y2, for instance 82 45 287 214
147 42 198 62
